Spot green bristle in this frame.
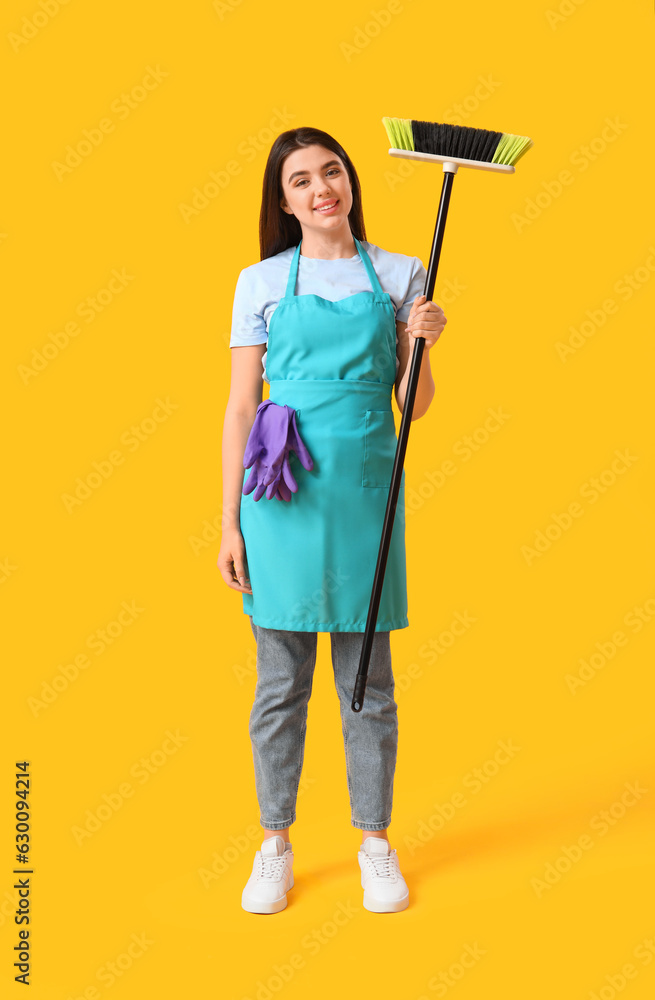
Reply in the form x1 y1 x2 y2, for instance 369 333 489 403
491 132 533 166
382 116 532 167
382 117 414 151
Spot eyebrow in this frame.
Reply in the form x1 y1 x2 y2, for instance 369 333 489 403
287 159 342 183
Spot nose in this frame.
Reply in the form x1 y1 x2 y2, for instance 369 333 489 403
315 177 332 196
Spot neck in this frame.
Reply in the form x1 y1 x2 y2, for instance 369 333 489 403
299 224 358 260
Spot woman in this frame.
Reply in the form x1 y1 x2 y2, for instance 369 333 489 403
218 126 446 914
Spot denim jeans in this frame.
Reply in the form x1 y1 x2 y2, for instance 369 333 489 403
248 617 398 831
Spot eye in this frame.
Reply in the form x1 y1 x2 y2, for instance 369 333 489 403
294 167 341 187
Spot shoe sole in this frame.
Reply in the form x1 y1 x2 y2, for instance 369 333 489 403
363 889 409 913
242 873 294 914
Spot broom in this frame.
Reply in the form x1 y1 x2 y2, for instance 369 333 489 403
351 117 533 712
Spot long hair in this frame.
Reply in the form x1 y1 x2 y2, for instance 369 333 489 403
259 127 366 260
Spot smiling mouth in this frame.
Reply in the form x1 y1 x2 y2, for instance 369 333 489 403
314 200 339 213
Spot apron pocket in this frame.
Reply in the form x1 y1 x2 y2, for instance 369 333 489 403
362 409 397 487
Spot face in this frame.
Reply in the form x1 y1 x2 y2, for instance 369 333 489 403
279 144 353 237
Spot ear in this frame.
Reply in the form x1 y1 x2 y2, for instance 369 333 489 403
280 198 293 215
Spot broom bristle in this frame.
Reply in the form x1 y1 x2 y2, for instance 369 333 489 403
382 116 533 166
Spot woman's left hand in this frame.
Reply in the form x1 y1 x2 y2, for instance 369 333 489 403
405 295 447 348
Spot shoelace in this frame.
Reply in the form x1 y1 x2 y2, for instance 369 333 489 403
364 852 399 880
256 852 289 882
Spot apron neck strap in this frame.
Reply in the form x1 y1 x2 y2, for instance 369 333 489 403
352 237 385 295
284 236 384 298
284 242 302 298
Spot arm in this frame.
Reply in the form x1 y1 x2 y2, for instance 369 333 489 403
218 344 266 593
394 291 447 418
394 315 435 420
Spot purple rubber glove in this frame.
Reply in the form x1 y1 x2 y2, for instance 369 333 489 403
242 401 314 502
242 400 292 502
266 406 314 500
266 457 295 502
259 409 315 501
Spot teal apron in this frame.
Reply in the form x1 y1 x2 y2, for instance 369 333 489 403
240 236 408 633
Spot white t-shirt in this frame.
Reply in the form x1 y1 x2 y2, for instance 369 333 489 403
229 241 427 383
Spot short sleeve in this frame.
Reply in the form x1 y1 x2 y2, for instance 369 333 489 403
395 256 427 324
229 267 268 347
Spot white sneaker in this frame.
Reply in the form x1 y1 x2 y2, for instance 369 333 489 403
241 835 294 914
358 837 409 912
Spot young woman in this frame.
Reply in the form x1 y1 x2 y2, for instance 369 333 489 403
218 127 446 914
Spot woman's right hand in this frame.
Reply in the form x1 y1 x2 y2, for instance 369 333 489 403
217 527 252 594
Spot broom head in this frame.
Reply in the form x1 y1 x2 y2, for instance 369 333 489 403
382 117 533 173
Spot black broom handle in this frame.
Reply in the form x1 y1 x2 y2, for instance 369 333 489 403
351 167 456 713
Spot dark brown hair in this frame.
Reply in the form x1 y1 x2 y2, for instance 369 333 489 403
259 127 366 260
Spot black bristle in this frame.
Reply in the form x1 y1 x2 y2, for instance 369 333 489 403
411 120 504 163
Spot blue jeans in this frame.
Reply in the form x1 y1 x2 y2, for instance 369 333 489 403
248 617 398 832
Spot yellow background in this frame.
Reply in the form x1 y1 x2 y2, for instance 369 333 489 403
2 0 654 997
